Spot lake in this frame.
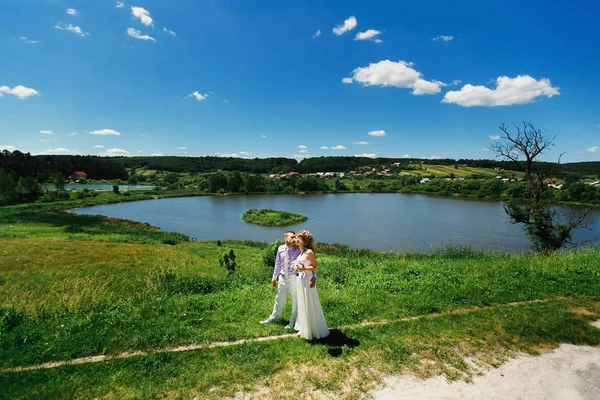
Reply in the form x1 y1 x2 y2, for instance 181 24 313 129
71 193 600 253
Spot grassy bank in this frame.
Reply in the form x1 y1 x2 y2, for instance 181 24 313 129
1 203 600 398
242 208 307 226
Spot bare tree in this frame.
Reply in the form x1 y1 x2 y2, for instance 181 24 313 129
491 121 590 254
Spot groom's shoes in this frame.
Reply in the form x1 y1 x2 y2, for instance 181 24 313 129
260 317 275 324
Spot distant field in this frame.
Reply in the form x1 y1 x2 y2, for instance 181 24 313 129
401 164 525 178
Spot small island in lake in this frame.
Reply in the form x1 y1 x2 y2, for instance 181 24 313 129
242 209 307 226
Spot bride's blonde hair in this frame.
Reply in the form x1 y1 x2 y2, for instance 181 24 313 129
296 230 314 250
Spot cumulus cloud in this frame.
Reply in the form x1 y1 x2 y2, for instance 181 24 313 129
368 130 386 137
94 145 104 148
331 145 346 150
1 145 17 152
427 156 441 160
239 151 251 157
433 35 454 42
333 16 357 35
343 60 445 95
131 6 153 26
163 27 176 36
40 130 53 134
55 23 89 37
442 75 560 107
586 146 598 152
488 135 501 140
320 146 329 150
89 128 121 136
0 85 40 99
188 91 208 100
66 8 78 15
99 148 129 156
297 145 307 149
312 29 321 38
127 27 156 43
299 149 308 153
151 152 163 156
42 148 74 155
116 1 125 8
218 153 239 158
353 141 369 145
354 153 376 158
20 36 41 44
401 154 411 158
354 29 382 43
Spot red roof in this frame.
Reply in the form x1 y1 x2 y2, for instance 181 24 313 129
72 171 87 177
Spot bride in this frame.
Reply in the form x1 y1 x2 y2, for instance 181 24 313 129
292 230 329 340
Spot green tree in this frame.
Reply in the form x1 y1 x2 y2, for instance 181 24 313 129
53 172 66 190
17 176 43 203
219 249 237 276
492 122 591 253
0 169 18 205
208 172 227 192
334 178 348 191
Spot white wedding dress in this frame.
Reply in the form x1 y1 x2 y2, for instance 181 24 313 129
294 253 329 340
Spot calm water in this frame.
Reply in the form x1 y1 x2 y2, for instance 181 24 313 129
44 184 155 191
71 194 600 253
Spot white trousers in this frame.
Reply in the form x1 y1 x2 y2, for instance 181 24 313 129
268 275 297 323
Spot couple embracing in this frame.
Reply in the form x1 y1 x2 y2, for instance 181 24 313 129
260 230 329 340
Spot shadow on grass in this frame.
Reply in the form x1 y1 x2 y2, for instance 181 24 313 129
309 329 360 357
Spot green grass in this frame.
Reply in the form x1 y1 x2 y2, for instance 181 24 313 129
1 203 600 398
242 208 307 226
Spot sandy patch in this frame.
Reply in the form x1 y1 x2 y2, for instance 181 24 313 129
374 319 600 400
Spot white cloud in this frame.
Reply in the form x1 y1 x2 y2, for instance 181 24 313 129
297 145 308 149
355 153 376 158
178 146 187 150
151 152 163 156
451 80 462 86
427 156 441 160
312 29 321 38
40 139 49 142
333 16 357 35
586 146 598 152
343 60 445 95
331 145 346 150
488 135 501 140
99 148 129 156
433 35 454 42
94 145 104 148
368 130 386 137
320 146 329 150
127 28 156 43
442 75 560 107
481 147 490 151
69 132 78 136
354 29 382 42
55 23 89 37
163 27 176 36
239 151 251 157
401 154 411 158
260 135 267 138
0 85 40 99
189 91 208 101
353 141 369 145
66 8 78 16
299 149 308 153
293 154 313 159
1 145 17 152
131 6 153 26
89 128 121 136
218 153 239 158
39 130 53 134
42 147 73 155
116 1 125 8
20 36 40 44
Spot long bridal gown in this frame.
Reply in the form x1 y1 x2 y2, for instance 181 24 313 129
294 253 329 340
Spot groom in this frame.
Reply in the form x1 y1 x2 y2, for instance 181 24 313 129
260 231 316 329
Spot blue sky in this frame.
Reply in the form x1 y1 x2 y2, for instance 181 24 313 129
1 0 599 162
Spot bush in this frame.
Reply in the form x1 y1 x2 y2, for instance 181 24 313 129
262 240 284 268
219 249 237 276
